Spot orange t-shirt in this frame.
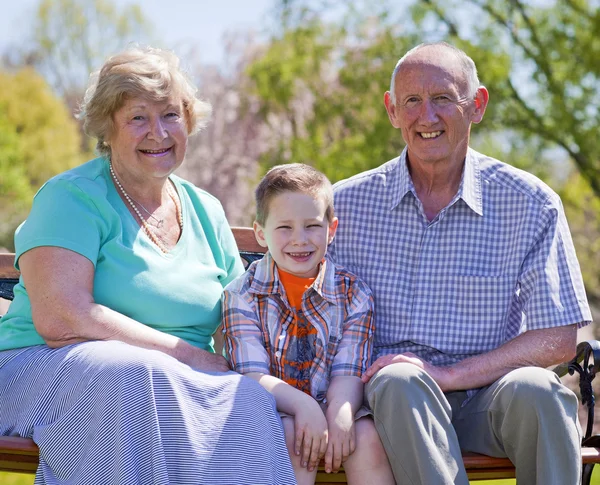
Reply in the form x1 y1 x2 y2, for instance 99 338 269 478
277 268 319 395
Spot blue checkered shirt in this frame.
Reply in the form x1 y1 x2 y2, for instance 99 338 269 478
331 147 592 374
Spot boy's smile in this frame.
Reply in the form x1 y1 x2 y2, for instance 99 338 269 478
254 191 338 278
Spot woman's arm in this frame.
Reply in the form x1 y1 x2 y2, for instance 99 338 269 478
20 246 228 372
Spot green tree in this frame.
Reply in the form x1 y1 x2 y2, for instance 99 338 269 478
0 68 83 250
248 0 600 301
29 0 153 104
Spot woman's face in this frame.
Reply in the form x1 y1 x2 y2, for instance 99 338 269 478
108 95 188 181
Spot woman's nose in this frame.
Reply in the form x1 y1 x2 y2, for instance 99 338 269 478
148 118 167 141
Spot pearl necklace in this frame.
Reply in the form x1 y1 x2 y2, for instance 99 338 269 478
109 162 183 253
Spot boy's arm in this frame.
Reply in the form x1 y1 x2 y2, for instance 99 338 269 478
221 286 271 374
330 277 375 379
324 276 375 473
246 373 328 472
324 376 363 473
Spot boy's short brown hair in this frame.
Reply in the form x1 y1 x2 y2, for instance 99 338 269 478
255 163 335 226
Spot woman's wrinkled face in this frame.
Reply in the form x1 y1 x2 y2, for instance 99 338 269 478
108 95 188 180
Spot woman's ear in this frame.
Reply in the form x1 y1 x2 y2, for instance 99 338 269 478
253 221 269 248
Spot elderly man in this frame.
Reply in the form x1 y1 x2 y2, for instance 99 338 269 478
331 42 592 485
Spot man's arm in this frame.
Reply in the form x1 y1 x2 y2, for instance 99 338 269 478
363 323 577 391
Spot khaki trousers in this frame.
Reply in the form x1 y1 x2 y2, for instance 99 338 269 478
365 363 581 485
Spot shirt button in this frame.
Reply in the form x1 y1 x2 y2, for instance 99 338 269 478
275 351 282 358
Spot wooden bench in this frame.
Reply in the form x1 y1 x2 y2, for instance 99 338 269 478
1 226 600 483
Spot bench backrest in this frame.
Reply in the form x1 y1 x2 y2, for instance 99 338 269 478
0 227 265 303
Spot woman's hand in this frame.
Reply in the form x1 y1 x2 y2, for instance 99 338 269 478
324 404 355 473
294 399 329 472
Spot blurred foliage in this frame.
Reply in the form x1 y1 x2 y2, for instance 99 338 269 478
0 68 83 250
249 0 600 302
30 0 153 104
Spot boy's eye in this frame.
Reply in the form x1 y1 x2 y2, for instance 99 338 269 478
307 224 322 228
276 225 291 230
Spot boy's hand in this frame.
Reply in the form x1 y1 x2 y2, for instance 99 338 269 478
294 399 328 472
324 404 355 473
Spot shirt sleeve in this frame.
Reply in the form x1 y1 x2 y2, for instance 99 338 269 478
14 177 109 268
222 278 271 374
330 276 374 377
517 196 592 330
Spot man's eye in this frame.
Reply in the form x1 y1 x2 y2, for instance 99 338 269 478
166 112 180 119
434 96 452 105
404 97 420 108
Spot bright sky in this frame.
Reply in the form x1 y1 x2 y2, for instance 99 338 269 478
0 0 276 65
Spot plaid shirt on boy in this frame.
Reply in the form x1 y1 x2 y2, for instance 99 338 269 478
330 147 592 377
222 252 374 402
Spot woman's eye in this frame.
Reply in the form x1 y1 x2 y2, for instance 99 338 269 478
166 112 180 119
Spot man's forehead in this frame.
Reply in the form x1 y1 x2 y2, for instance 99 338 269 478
395 49 468 92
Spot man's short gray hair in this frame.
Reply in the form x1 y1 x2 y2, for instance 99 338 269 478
388 42 480 104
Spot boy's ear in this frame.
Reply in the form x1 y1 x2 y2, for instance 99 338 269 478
327 217 339 245
253 221 269 248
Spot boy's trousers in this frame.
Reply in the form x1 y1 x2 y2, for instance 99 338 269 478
365 363 581 485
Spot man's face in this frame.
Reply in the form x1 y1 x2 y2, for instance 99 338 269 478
384 50 487 169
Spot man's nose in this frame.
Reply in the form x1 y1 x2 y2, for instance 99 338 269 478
419 98 439 122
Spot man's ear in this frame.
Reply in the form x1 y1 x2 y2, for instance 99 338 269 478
327 217 339 245
253 221 269 248
472 86 489 124
384 91 401 129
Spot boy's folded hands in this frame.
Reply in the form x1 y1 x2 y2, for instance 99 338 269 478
293 398 329 472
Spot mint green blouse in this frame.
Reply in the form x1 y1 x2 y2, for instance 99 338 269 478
0 157 244 351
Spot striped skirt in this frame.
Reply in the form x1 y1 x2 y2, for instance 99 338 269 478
0 341 296 485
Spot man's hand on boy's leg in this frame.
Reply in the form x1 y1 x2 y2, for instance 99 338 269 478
294 398 328 472
324 404 355 473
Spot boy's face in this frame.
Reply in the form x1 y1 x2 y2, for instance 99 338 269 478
254 191 338 278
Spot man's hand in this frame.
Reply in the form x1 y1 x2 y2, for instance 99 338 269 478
324 404 355 473
361 352 454 391
294 399 329 472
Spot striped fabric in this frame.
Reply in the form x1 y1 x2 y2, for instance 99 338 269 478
222 252 374 402
331 148 592 375
0 341 296 485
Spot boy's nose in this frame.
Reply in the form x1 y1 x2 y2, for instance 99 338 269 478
291 229 308 244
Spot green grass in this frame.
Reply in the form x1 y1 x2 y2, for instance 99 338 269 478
0 474 599 485
2 470 600 484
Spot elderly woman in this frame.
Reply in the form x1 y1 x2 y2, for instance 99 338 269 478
0 47 296 484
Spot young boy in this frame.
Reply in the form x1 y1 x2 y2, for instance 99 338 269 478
222 164 394 485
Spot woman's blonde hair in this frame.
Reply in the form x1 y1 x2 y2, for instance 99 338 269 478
78 46 212 156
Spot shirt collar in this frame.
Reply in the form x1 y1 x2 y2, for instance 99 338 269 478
458 149 483 216
248 251 338 305
392 147 483 216
390 147 413 210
